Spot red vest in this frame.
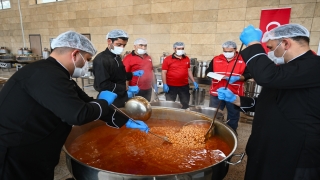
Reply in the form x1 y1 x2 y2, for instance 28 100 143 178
209 53 246 96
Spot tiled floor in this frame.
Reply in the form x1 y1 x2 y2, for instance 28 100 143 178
0 67 252 180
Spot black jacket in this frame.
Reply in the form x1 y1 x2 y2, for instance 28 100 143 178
239 44 320 180
93 48 133 107
0 57 127 179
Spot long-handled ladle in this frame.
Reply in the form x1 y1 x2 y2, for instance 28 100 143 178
110 104 172 143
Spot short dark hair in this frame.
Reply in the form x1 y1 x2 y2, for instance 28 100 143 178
52 47 74 54
109 37 129 43
291 36 310 44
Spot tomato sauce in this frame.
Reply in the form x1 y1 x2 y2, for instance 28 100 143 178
67 119 232 175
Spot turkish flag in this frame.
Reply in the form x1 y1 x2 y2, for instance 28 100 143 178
259 8 291 52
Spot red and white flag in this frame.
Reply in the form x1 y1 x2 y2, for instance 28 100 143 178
259 8 291 52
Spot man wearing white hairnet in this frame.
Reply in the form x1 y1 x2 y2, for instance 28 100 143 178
0 31 149 179
161 42 198 109
93 29 144 107
123 38 157 101
217 24 320 179
205 40 251 132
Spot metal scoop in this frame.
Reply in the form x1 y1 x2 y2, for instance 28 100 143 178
111 104 171 143
124 96 152 121
184 43 244 141
133 76 140 97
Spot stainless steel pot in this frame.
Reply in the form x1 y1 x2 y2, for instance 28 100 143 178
150 101 182 109
17 48 23 55
190 88 206 106
42 48 50 59
0 47 9 54
63 107 244 180
244 79 262 117
22 48 32 55
189 106 224 121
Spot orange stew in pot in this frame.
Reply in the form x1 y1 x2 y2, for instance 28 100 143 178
67 119 232 175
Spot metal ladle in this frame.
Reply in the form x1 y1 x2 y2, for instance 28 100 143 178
111 104 171 143
184 44 244 141
132 76 140 97
125 76 152 121
124 96 152 121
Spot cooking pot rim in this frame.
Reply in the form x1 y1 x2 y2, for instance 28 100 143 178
63 107 238 177
62 146 232 177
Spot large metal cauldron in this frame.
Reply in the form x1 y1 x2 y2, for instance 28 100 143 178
63 107 243 180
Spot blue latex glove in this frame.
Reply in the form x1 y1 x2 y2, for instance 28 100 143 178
193 82 199 89
133 70 144 77
128 86 139 94
126 119 149 133
163 84 169 93
225 76 240 84
153 84 158 93
240 25 263 46
98 90 117 105
217 88 236 103
127 91 133 98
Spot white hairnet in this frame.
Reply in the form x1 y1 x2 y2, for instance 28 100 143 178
106 29 129 39
222 41 237 49
51 31 97 56
134 38 147 45
261 24 310 43
173 42 185 48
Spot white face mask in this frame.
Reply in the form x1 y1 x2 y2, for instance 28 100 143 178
267 42 287 65
137 48 146 55
72 53 86 78
176 50 185 56
223 52 235 59
110 45 124 55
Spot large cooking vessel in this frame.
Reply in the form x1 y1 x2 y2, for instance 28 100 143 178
190 88 206 106
0 47 9 54
63 107 244 180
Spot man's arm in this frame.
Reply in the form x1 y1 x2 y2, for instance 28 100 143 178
161 70 167 84
205 59 213 75
188 68 196 82
240 67 252 81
